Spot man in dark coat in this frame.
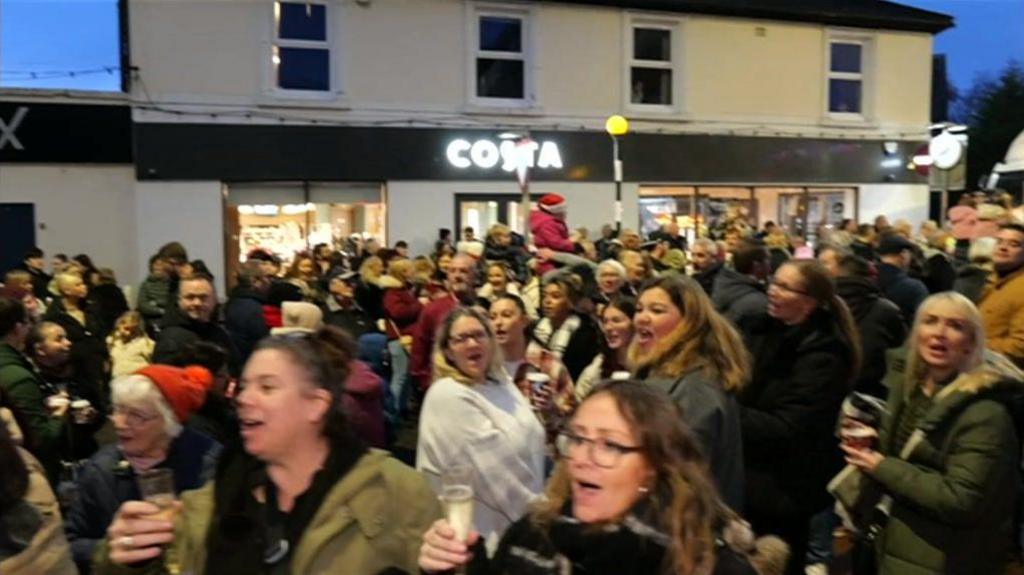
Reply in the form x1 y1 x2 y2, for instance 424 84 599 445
15 247 52 301
223 264 270 365
324 271 378 340
875 234 928 326
155 275 241 377
712 241 770 341
833 254 907 398
691 238 725 297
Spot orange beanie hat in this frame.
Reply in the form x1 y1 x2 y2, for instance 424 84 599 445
134 364 215 423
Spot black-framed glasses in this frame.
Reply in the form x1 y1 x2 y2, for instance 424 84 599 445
556 431 642 469
767 277 811 297
448 330 489 346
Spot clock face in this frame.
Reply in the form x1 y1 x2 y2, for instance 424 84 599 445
929 132 963 170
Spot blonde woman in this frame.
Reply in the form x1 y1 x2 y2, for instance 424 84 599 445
835 292 1024 574
107 311 155 378
630 275 750 510
416 307 545 553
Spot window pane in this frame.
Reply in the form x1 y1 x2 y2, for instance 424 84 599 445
829 78 861 113
634 28 671 61
631 67 672 105
480 17 522 53
830 42 861 73
277 47 329 91
477 58 524 99
277 2 326 41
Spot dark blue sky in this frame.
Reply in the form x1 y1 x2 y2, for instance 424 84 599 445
0 0 1020 93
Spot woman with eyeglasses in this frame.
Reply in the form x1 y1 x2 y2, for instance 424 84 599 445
417 307 546 554
740 260 861 575
96 327 439 574
64 365 220 572
418 379 776 575
630 276 750 511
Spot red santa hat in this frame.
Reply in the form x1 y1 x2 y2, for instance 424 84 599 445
134 365 214 423
538 193 567 215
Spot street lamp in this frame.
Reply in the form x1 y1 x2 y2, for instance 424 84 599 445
605 115 629 234
499 131 534 243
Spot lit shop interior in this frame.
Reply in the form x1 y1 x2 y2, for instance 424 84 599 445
638 186 856 244
226 183 385 267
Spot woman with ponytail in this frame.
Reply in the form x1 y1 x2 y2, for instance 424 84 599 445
629 276 750 511
739 259 861 575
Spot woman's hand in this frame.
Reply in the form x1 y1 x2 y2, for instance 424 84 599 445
841 443 885 474
419 519 479 573
106 500 178 565
530 384 554 412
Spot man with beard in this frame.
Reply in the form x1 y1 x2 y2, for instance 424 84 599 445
154 274 240 377
410 253 479 390
979 223 1024 367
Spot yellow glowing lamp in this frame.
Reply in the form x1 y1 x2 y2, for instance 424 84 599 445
605 115 629 137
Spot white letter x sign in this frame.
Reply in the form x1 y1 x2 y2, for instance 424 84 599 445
0 107 29 151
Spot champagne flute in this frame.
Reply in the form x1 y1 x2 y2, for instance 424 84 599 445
440 465 474 573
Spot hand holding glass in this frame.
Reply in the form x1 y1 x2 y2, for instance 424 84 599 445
440 466 474 543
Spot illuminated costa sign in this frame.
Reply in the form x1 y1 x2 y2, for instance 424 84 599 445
446 138 564 171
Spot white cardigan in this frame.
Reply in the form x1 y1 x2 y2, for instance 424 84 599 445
416 374 546 553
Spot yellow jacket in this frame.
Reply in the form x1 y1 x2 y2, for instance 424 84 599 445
979 267 1024 367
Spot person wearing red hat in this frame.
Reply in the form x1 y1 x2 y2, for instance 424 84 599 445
64 365 221 572
99 326 439 574
530 193 577 275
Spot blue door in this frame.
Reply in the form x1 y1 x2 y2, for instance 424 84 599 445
0 203 36 275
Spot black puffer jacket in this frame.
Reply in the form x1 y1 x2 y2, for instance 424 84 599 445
42 299 109 401
694 262 724 297
712 267 768 341
155 306 241 377
835 276 907 398
740 310 855 518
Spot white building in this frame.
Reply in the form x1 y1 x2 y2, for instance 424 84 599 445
1 0 953 288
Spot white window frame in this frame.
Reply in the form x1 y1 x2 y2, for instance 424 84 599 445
467 4 536 109
263 0 341 102
823 31 874 123
625 15 683 114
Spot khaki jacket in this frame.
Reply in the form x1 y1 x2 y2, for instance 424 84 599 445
979 266 1024 367
0 448 77 575
93 449 441 574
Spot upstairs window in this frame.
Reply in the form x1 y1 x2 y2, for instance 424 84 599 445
476 14 526 101
273 1 329 92
828 41 863 115
630 25 673 106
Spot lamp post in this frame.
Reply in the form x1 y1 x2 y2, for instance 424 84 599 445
499 131 534 244
605 115 629 234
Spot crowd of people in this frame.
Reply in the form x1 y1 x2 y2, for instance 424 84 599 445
1 189 1024 575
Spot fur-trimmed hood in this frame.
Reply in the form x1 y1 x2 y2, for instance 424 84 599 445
375 274 405 290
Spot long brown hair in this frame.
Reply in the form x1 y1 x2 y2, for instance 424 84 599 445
629 275 750 393
783 260 862 382
533 379 734 574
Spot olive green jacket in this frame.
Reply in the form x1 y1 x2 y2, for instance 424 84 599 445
92 449 441 575
831 351 1024 575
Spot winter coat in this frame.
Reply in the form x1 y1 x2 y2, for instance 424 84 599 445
0 447 77 575
107 336 155 379
89 449 440 575
380 275 423 339
740 311 854 519
64 428 220 571
154 306 241 377
952 263 992 304
323 299 378 340
89 283 129 338
531 314 602 383
136 274 171 325
712 268 768 341
410 295 459 389
694 262 724 297
979 266 1024 368
835 276 908 398
530 210 575 275
830 353 1024 575
484 239 529 282
223 286 269 364
646 370 746 511
343 360 387 448
14 264 52 302
921 250 956 294
0 343 64 479
850 239 877 263
43 299 109 396
355 279 386 321
876 262 929 327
